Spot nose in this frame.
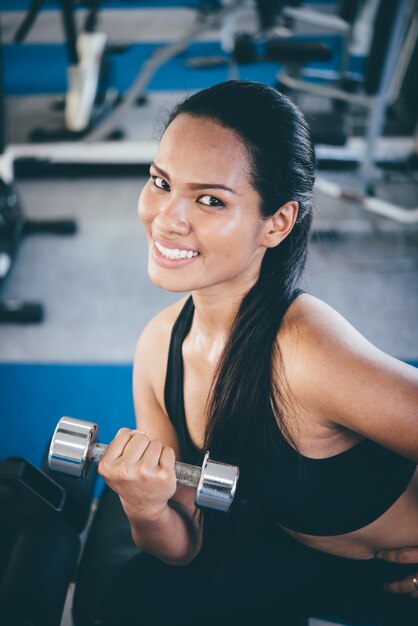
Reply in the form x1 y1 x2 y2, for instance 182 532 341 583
153 195 191 236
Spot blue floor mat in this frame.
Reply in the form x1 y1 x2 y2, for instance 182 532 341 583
0 0 335 10
3 41 253 95
2 40 285 95
0 1 203 9
4 37 364 96
0 363 135 469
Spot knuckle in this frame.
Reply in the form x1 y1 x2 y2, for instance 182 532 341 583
117 464 134 482
117 427 131 436
137 465 153 481
97 459 109 476
158 468 170 482
163 467 177 487
161 446 175 462
136 432 150 444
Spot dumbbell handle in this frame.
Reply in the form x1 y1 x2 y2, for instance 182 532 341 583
88 442 202 489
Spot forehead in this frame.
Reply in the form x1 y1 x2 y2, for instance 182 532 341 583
157 114 251 184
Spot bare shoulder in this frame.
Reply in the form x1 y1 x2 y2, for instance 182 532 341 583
280 291 383 359
135 296 189 355
133 296 189 408
278 293 418 450
275 292 362 426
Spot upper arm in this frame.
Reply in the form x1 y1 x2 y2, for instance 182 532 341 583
132 311 181 456
132 305 203 539
289 296 418 462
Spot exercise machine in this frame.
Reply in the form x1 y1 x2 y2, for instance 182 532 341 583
14 0 114 138
276 0 418 224
0 15 77 323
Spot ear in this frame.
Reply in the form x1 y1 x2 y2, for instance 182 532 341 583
260 201 299 249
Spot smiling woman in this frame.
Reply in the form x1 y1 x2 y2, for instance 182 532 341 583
96 81 418 626
138 112 291 294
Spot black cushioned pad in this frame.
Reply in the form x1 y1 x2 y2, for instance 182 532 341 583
305 111 347 146
266 39 333 63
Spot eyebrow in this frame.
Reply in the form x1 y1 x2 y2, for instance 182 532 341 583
151 162 237 194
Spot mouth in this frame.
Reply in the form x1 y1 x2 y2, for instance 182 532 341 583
154 239 200 261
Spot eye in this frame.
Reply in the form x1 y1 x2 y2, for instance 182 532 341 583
197 195 225 208
151 175 170 191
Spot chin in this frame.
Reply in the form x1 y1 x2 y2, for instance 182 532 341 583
148 267 193 293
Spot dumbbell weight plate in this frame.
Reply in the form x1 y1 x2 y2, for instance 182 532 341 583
48 416 101 478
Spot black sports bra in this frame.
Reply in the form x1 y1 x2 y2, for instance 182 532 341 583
164 294 416 536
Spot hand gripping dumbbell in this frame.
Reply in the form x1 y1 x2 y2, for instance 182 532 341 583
48 416 239 513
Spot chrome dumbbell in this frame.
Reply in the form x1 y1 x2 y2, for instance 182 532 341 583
48 416 239 513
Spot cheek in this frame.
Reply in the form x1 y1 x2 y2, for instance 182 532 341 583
137 186 154 225
216 211 243 237
211 211 260 253
201 218 241 255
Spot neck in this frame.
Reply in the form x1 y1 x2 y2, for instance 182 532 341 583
189 275 257 359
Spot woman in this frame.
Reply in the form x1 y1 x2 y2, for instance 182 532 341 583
98 81 418 625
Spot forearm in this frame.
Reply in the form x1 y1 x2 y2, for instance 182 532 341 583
125 501 202 566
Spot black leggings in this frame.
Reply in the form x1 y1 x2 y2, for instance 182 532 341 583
101 513 418 626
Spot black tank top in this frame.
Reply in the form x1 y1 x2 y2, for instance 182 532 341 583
164 293 416 536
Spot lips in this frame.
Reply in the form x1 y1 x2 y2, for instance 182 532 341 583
154 240 199 260
152 238 200 268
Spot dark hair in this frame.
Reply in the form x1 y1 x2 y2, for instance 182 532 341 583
165 80 315 577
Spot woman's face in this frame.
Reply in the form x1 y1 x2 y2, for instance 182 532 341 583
138 114 270 295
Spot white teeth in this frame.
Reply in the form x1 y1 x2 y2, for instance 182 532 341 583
155 240 198 260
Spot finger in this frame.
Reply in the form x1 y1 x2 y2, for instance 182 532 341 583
102 428 137 462
159 446 176 471
136 439 165 470
121 431 152 464
377 548 418 563
385 573 418 595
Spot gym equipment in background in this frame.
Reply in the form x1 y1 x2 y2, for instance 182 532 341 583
279 0 362 82
0 514 80 626
276 0 418 224
185 1 361 152
0 447 98 626
4 1 417 227
83 0 242 143
48 416 240 513
14 0 116 139
7 0 243 144
0 15 77 323
0 456 66 523
3 0 241 169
